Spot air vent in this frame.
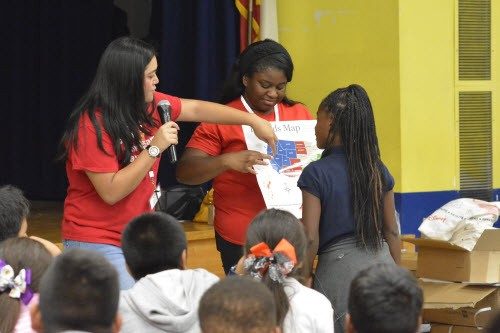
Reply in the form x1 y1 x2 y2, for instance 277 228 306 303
458 0 491 80
459 91 492 201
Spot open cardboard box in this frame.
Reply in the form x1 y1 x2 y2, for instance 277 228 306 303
402 229 500 283
421 280 499 328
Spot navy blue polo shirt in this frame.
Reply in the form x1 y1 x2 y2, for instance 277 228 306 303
297 147 394 253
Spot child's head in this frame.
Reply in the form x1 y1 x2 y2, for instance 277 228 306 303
316 84 378 151
122 212 187 280
0 237 52 333
33 249 120 333
243 208 307 326
199 276 279 333
346 263 423 333
0 185 30 241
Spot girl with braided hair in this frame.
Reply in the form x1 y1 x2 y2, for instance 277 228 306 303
298 84 401 332
242 209 333 333
177 39 313 273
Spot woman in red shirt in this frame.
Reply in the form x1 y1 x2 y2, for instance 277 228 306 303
60 37 276 289
177 39 312 273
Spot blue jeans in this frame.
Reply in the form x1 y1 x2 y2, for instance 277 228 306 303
63 240 135 290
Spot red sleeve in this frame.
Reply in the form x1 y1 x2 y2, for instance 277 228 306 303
185 123 223 156
279 103 314 121
70 114 119 173
153 92 182 121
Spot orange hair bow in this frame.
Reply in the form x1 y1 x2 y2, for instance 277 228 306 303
249 238 297 265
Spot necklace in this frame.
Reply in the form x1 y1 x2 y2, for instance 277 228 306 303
240 96 280 122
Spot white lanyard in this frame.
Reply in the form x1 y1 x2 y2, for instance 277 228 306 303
240 95 280 122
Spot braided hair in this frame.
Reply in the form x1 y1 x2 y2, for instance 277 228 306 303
219 39 297 105
320 84 385 250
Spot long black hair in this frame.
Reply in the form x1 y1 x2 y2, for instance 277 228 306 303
59 37 158 166
219 39 297 105
320 84 385 250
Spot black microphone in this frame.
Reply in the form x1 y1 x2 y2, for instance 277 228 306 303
157 100 178 164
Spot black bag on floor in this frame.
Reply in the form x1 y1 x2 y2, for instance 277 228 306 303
155 185 206 221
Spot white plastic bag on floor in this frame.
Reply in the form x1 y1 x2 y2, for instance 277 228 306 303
418 198 500 249
449 222 496 251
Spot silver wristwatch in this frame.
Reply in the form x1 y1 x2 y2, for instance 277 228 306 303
146 145 161 158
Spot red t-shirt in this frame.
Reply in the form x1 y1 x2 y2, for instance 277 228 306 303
62 92 181 246
186 98 313 245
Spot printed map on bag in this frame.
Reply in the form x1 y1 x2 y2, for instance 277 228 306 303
242 120 323 218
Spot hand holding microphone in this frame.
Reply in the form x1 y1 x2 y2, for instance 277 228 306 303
153 100 178 163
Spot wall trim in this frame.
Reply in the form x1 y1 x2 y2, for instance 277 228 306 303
395 189 500 235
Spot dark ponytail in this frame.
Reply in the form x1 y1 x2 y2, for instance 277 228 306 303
244 209 308 327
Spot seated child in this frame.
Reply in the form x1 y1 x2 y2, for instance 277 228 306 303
31 248 121 333
119 212 219 333
198 275 280 333
241 208 334 333
0 237 52 333
0 185 61 256
346 263 423 333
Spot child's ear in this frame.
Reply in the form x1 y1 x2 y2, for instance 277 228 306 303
235 255 246 275
18 218 28 237
30 303 43 332
180 249 187 270
242 75 249 87
112 313 123 333
125 264 136 281
416 314 423 333
344 313 356 333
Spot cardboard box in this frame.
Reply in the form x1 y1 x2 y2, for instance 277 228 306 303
430 324 481 333
401 234 416 253
421 281 499 327
401 252 418 272
402 229 500 283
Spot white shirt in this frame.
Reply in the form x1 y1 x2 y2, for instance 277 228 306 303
283 277 334 333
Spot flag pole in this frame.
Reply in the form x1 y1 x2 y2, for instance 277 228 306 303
247 0 254 46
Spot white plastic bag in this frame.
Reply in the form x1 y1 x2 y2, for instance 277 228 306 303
418 198 500 250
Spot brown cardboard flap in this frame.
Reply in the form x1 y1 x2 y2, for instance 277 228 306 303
430 324 482 333
473 229 500 251
401 236 467 251
421 281 498 309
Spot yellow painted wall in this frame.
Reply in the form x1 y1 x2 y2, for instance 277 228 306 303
277 0 499 194
398 0 457 192
277 0 402 190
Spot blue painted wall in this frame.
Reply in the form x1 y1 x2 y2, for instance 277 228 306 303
395 189 500 235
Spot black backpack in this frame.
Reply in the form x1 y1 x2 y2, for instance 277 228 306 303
155 185 206 221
